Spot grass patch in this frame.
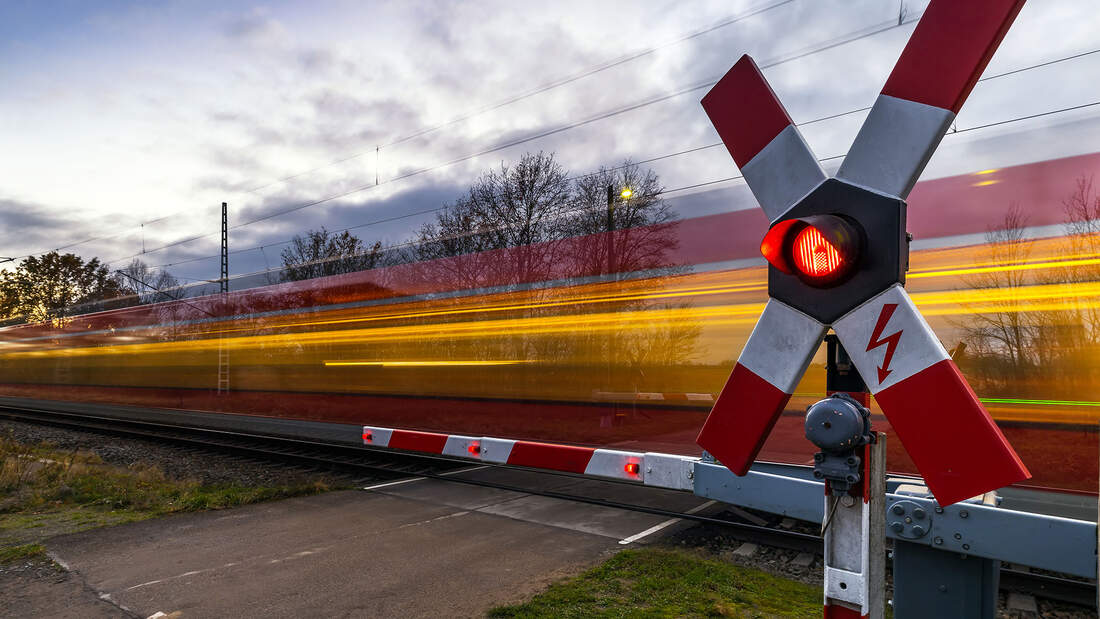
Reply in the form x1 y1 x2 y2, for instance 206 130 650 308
0 430 338 549
488 547 821 619
0 542 45 563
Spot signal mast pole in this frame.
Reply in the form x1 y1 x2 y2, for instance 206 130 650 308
217 202 229 396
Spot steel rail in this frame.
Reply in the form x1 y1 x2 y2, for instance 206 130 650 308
0 403 1094 607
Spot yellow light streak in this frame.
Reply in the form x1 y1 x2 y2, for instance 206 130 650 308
974 168 999 175
909 255 1100 279
324 360 535 367
12 275 1100 362
0 303 766 361
971 180 999 187
198 279 767 338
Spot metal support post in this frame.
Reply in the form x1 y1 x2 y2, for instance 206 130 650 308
891 485 1000 619
811 336 884 618
820 434 886 618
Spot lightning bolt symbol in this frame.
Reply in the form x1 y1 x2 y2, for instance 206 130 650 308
866 303 903 384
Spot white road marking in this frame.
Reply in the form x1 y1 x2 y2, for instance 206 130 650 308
617 500 717 545
362 477 426 490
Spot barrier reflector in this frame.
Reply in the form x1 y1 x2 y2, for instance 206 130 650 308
702 55 825 221
698 299 826 475
838 1 1024 199
441 435 480 459
881 0 1025 113
875 360 1029 506
361 426 394 447
834 286 1030 505
585 449 644 481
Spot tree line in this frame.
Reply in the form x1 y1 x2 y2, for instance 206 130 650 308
0 152 675 323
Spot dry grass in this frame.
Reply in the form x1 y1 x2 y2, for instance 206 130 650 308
0 429 336 549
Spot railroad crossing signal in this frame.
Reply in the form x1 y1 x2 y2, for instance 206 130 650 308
697 0 1031 507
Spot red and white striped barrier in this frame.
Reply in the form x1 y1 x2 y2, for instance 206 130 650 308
837 1 1025 201
698 299 825 476
694 0 1030 509
701 55 826 223
360 425 695 490
833 285 1027 506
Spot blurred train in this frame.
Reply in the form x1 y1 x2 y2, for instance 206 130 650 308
3 151 1100 494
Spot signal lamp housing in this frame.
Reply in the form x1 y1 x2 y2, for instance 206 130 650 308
760 214 862 287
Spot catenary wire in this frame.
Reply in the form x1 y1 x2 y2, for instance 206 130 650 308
135 91 1100 275
23 37 1100 269
17 8 914 263
143 96 1100 279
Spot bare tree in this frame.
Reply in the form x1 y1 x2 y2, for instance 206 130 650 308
566 160 678 276
280 228 384 282
115 258 181 304
953 205 1036 393
410 152 572 286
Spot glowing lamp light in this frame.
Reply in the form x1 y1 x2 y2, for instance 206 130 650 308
792 226 844 278
467 442 481 455
363 431 373 443
760 214 861 287
620 187 633 200
624 462 640 475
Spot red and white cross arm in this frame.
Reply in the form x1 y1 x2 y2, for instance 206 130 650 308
701 55 826 223
696 299 826 475
833 285 1031 506
837 0 1026 200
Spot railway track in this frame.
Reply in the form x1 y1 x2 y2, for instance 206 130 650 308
1 403 1094 608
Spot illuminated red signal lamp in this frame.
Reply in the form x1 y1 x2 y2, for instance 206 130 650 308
760 214 862 287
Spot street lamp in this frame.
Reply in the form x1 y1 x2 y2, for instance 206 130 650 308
605 184 633 275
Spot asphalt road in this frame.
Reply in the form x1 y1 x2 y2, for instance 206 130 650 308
42 466 710 618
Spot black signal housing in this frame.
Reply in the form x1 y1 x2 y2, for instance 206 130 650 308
763 179 908 324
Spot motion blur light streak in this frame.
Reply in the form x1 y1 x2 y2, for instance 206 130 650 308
5 156 1100 492
323 360 535 367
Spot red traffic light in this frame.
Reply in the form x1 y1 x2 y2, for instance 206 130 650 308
792 226 843 278
760 215 862 286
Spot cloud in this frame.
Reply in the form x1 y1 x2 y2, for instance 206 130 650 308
223 7 288 46
5 0 1098 287
0 198 85 257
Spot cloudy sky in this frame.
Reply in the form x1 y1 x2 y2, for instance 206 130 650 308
2 0 1098 286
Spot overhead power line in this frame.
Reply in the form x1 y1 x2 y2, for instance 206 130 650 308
19 2 894 262
211 14 930 232
138 98 1100 275
242 0 798 194
15 1 798 263
30 27 1100 270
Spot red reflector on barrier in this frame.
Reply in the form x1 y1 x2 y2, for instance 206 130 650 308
363 431 372 442
624 462 640 475
468 442 481 455
793 226 843 278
